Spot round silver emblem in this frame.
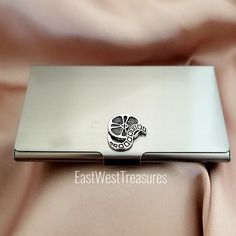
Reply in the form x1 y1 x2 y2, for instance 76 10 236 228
107 114 147 151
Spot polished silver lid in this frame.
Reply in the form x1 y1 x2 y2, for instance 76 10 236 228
14 66 230 163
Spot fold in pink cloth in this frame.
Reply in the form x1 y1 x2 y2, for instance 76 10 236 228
0 1 236 235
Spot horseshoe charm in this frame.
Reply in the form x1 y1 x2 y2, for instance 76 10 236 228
107 114 147 151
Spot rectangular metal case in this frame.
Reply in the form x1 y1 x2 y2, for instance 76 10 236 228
14 66 230 163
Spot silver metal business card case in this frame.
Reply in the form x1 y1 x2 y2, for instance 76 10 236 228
14 66 231 164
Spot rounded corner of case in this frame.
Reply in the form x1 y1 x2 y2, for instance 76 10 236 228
13 149 19 161
227 150 231 162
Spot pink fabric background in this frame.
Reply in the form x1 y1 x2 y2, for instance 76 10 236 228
0 0 236 235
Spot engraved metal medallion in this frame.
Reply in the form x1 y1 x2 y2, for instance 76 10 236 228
107 114 147 151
